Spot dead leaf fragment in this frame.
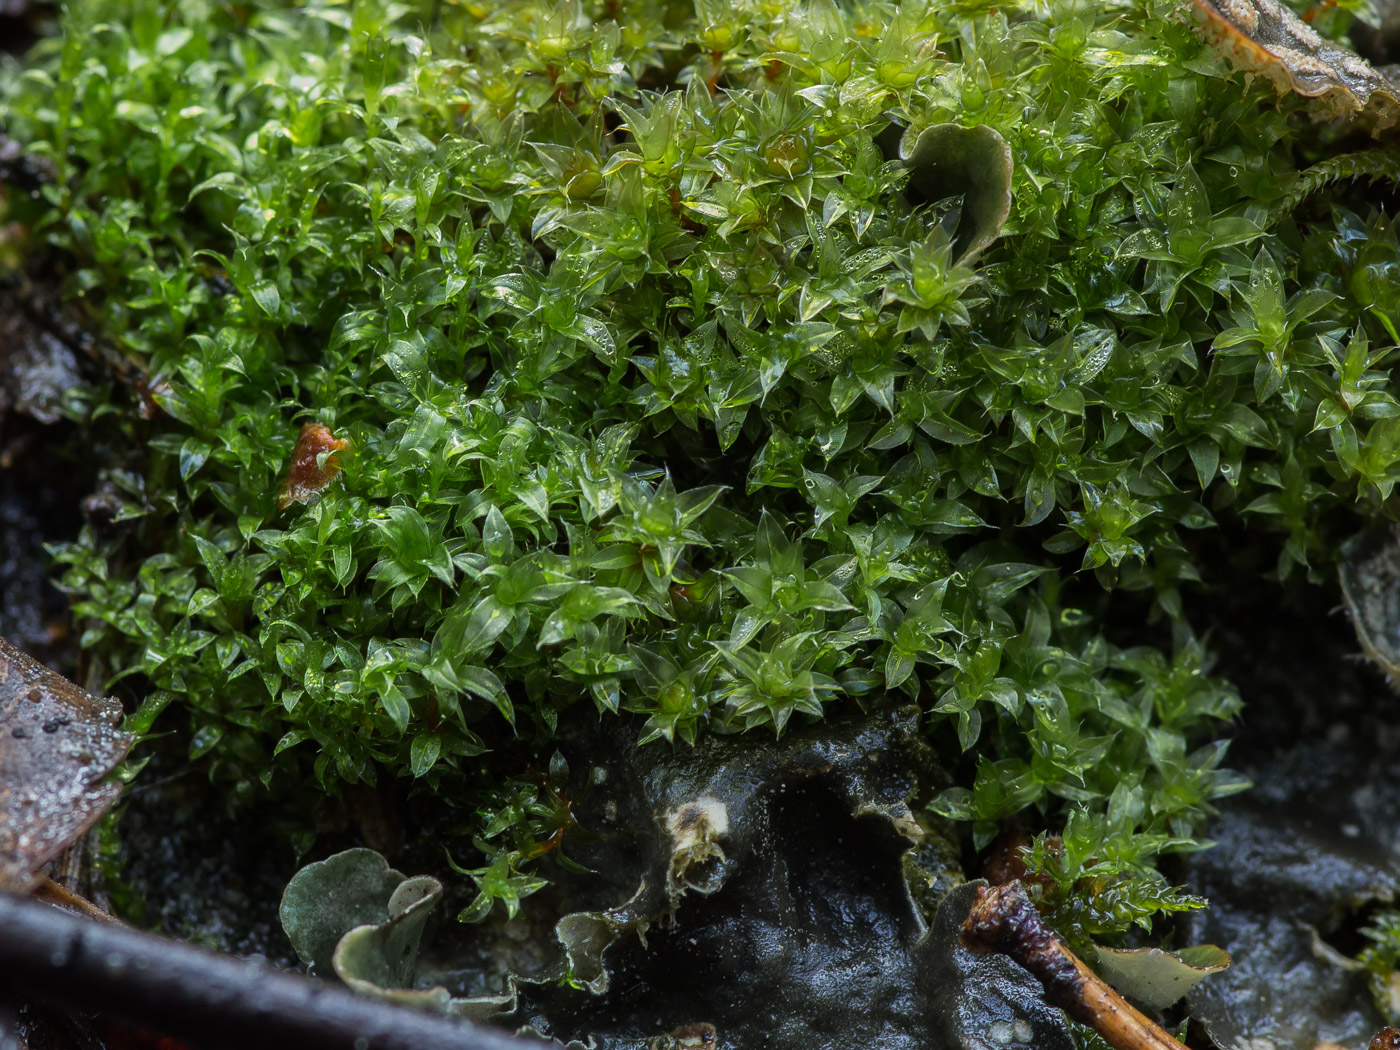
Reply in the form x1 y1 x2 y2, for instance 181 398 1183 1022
278 422 349 510
1192 0 1400 132
898 122 1013 263
0 636 132 892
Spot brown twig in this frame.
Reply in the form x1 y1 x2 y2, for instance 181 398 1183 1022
31 876 120 923
960 880 1184 1050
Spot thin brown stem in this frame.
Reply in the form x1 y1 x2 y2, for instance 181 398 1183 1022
960 880 1184 1050
31 877 120 923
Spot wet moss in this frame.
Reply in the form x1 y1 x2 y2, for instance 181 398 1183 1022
4 0 1400 963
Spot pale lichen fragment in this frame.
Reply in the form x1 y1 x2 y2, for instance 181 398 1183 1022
665 794 729 894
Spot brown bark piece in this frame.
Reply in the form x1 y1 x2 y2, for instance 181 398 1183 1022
0 636 132 892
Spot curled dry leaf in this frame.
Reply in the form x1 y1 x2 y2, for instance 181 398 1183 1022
898 123 1013 264
1192 0 1400 131
278 422 349 510
0 636 132 892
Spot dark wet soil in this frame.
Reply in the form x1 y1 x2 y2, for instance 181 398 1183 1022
1171 526 1400 1050
0 465 77 664
514 715 964 1050
1199 560 1395 771
110 755 305 966
0 2 51 58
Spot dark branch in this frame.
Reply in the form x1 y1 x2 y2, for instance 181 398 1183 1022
0 892 537 1050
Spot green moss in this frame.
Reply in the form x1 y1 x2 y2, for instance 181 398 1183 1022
1360 908 1400 1024
1 0 1394 938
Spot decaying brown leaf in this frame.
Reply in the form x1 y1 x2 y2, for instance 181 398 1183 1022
278 422 350 510
1193 0 1400 132
0 636 132 892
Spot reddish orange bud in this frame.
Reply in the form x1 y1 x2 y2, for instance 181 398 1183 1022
278 422 349 509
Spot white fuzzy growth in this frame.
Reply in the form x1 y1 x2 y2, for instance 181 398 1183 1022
666 795 729 848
